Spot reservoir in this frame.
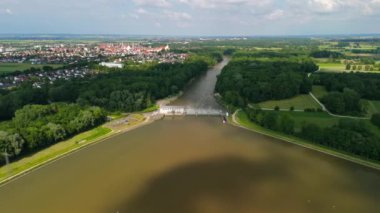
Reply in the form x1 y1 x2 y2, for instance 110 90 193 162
0 58 379 212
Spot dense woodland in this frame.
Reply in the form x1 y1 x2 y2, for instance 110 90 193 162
0 103 106 163
215 57 318 106
310 50 343 58
313 73 380 115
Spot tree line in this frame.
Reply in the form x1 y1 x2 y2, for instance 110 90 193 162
246 108 380 162
0 103 106 163
310 50 344 58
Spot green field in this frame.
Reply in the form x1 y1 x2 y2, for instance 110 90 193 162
318 62 380 73
235 110 338 139
318 63 346 72
279 111 340 131
0 63 62 74
258 95 320 110
312 85 328 99
364 100 380 117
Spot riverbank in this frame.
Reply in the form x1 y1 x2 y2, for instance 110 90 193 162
230 109 380 170
0 113 150 185
0 58 225 185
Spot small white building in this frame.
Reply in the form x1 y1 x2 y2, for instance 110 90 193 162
164 45 170 51
99 62 124 69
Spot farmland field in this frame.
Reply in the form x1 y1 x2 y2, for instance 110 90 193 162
0 63 62 74
318 62 380 73
258 95 320 110
318 63 346 72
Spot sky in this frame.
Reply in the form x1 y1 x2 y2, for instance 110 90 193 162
1 0 380 36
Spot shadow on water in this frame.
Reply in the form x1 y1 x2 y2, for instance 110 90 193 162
118 156 293 213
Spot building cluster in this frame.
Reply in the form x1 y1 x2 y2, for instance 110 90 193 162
0 43 187 65
0 44 99 64
0 67 94 89
0 42 189 89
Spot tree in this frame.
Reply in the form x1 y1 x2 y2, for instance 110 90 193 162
43 66 54 72
262 112 278 130
321 92 345 114
0 131 25 158
279 114 294 134
371 113 380 128
346 64 351 70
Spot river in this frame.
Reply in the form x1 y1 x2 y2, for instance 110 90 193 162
0 58 379 212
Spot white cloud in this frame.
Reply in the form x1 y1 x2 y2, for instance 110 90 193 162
132 0 171 8
163 11 192 21
265 9 284 20
0 8 13 15
5 8 12 14
179 0 273 9
308 0 341 13
136 8 148 15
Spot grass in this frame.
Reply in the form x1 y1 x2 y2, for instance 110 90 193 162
318 63 346 72
0 63 62 74
318 62 380 73
258 95 320 110
108 113 128 120
141 104 160 113
232 110 380 170
312 86 328 99
279 111 340 131
0 126 112 183
364 100 380 117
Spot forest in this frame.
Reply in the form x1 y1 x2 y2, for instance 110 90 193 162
215 57 318 106
313 73 380 115
0 103 106 163
0 58 211 120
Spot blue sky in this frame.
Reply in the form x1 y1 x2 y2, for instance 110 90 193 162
1 0 380 36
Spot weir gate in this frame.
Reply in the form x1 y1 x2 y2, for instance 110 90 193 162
159 106 224 116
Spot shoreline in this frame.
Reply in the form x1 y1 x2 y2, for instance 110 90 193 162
0 113 154 186
230 109 380 171
0 63 211 186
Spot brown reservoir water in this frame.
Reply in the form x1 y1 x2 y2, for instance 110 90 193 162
0 58 380 213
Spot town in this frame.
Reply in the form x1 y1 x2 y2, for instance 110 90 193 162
0 67 93 89
0 42 186 65
0 42 188 88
